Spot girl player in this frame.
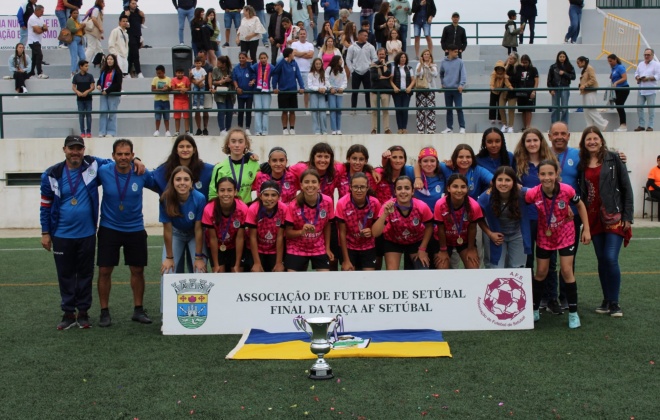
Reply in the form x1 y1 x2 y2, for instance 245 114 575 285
525 159 590 328
202 177 249 273
336 172 382 271
440 144 493 200
372 176 433 270
284 169 335 272
244 180 286 272
209 128 260 203
433 174 483 269
375 145 414 205
475 127 514 175
253 147 298 204
411 146 446 211
336 144 378 198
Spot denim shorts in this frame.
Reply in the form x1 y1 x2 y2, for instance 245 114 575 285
224 11 241 29
154 100 171 121
414 22 431 37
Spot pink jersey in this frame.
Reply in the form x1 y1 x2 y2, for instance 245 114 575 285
335 194 382 250
373 167 395 205
525 183 579 250
202 199 248 250
244 201 287 254
335 165 376 198
434 196 484 246
285 194 335 256
252 170 299 204
290 161 342 198
378 198 433 245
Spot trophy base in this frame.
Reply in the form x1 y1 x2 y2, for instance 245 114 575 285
309 367 334 380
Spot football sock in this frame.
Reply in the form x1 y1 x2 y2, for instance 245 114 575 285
532 280 544 310
565 282 578 313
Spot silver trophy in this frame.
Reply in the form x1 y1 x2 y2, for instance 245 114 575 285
294 315 343 380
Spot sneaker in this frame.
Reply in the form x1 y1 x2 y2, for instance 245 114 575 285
99 134 106 137
336 130 342 135
289 129 296 135
331 131 337 135
647 127 653 131
220 130 227 136
172 131 180 137
568 312 581 329
223 42 230 47
427 130 435 134
245 129 251 135
539 298 548 310
501 124 508 131
533 310 540 322
165 130 172 137
43 61 50 66
418 130 425 134
137 73 144 79
459 127 466 134
99 309 112 327
192 106 198 110
195 128 202 135
304 111 311 116
560 298 569 310
132 308 153 324
595 300 610 314
58 44 68 49
37 74 49 79
77 311 92 329
506 127 514 133
283 128 289 135
546 299 563 315
441 128 452 134
57 313 78 330
264 42 270 47
613 125 627 132
153 130 160 137
575 107 583 112
22 87 28 94
609 302 623 317
202 128 209 136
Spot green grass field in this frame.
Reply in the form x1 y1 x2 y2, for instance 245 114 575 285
1 230 659 419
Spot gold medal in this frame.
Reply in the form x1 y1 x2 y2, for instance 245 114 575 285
545 229 552 237
219 244 227 252
457 237 464 245
119 203 124 211
71 197 78 206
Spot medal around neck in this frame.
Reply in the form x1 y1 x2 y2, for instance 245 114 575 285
293 314 344 380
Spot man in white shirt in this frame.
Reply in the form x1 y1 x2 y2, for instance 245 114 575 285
292 28 314 114
108 15 130 77
27 4 48 79
634 48 660 132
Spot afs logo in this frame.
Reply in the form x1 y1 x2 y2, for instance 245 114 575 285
171 279 215 329
482 278 527 321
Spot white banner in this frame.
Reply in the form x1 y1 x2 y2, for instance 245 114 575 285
162 269 534 335
0 15 61 50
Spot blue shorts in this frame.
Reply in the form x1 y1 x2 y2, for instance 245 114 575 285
414 23 432 37
224 11 241 29
154 100 171 121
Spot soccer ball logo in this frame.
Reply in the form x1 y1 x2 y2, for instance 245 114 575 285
483 278 527 320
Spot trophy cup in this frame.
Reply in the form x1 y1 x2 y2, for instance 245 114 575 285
294 315 343 380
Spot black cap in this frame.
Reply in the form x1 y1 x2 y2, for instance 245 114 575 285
64 135 85 148
452 12 460 18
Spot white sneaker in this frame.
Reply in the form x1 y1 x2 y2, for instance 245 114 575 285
137 73 144 79
165 131 172 136
123 74 131 79
490 120 496 124
336 130 342 135
192 106 198 110
141 24 148 29
283 128 289 135
245 129 251 135
22 87 28 93
613 125 627 132
501 124 508 131
326 111 330 115
37 74 49 79
440 128 452 134
220 130 228 136
459 128 466 134
305 111 311 116
289 129 296 135
153 130 160 137
58 44 68 49
506 127 514 133
331 131 337 135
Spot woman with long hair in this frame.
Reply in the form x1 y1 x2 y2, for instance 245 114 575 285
577 56 608 132
316 21 336 51
84 0 105 65
390 52 416 134
440 144 493 200
211 55 235 134
308 58 329 135
415 49 438 134
251 52 273 136
577 126 633 317
318 36 342 69
244 180 287 272
96 53 123 137
501 52 519 133
236 5 266 63
209 128 260 203
370 47 393 134
475 127 513 175
66 9 86 77
547 50 576 125
206 8 221 67
511 54 539 131
325 55 347 135
608 53 630 132
191 7 211 58
8 43 31 94
374 1 393 49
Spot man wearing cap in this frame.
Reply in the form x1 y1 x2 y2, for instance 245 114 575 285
440 12 467 58
39 136 144 330
268 1 292 65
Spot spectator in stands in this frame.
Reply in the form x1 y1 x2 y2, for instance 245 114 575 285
252 52 274 135
390 51 415 133
84 0 105 67
326 55 347 134
316 21 335 48
247 0 269 47
211 56 235 135
206 9 221 66
268 1 292 65
489 60 512 128
123 0 144 78
547 50 576 125
374 1 393 49
151 64 172 137
318 37 341 68
323 0 340 27
96 54 123 138
66 9 86 77
237 5 267 63
8 43 31 95
108 15 130 77
608 53 629 132
221 0 246 48
415 48 438 134
308 58 329 134
190 58 207 114
290 0 314 40
339 0 354 13
347 29 377 114
577 56 608 132
389 0 410 52
359 0 376 33
293 28 315 113
173 0 196 45
17 0 38 47
332 8 352 39
27 4 48 79
634 48 660 132
55 0 78 48
440 12 466 58
440 45 467 134
511 53 538 132
385 28 401 62
191 8 211 58
272 47 305 135
192 50 213 136
518 0 537 44
502 52 519 133
411 0 435 61
361 20 377 48
232 52 256 135
171 67 191 136
72 60 95 138
502 9 524 55
647 155 660 200
369 47 393 134
339 21 356 79
565 0 584 44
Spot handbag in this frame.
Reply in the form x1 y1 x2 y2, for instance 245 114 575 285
58 28 73 44
600 205 622 225
84 18 95 33
515 91 529 98
416 66 430 89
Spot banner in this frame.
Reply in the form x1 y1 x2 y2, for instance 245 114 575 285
162 269 534 335
0 15 61 50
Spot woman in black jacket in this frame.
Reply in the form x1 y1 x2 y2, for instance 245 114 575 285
191 7 211 58
96 53 123 137
547 50 576 125
577 126 633 318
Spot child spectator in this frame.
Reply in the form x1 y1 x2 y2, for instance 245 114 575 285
502 10 524 55
190 58 207 110
232 52 257 135
489 60 513 127
71 60 95 138
386 29 402 62
171 68 191 136
272 47 305 135
151 64 172 137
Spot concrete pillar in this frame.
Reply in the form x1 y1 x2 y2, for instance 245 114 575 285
547 0 596 44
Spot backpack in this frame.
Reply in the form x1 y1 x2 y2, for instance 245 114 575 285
92 52 105 67
265 2 275 14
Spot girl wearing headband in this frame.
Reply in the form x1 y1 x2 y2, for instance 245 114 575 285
244 180 286 272
412 146 445 211
253 147 298 203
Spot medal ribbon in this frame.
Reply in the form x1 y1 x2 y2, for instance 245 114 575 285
541 189 558 233
257 202 277 221
230 158 245 191
301 194 321 227
64 165 82 200
219 208 234 243
351 195 371 228
448 200 465 237
558 149 569 172
114 164 132 207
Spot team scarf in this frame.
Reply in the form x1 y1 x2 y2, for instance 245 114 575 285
257 63 271 92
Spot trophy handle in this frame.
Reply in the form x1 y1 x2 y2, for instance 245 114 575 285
293 315 312 338
330 314 345 341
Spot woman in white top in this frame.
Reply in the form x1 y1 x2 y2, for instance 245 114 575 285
236 5 266 63
415 49 439 134
325 55 347 135
308 58 330 135
84 0 105 66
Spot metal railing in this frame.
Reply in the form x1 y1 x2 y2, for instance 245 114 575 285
597 0 660 8
418 21 547 45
